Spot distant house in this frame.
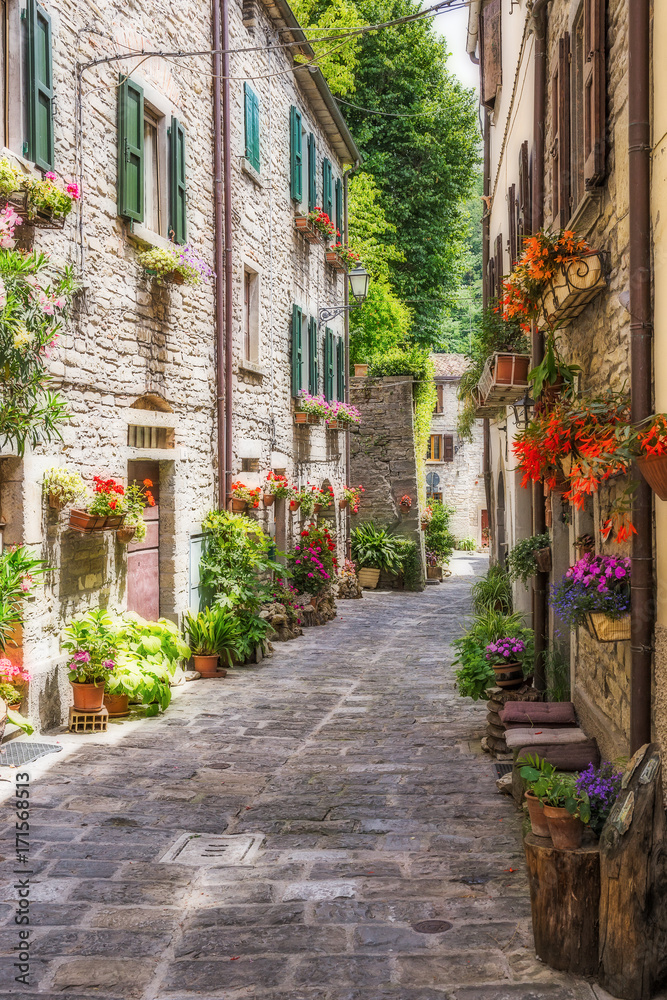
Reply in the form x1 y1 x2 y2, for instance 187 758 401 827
426 354 488 548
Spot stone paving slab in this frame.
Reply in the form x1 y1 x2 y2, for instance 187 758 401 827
0 553 648 999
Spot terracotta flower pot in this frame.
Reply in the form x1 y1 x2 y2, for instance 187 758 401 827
48 493 64 511
9 701 21 712
294 411 308 424
313 503 322 513
103 693 130 717
491 661 524 690
193 654 222 677
117 526 137 544
543 804 584 850
307 413 321 425
421 520 428 531
339 499 349 510
229 497 247 512
637 453 667 501
534 546 552 573
326 419 341 430
400 502 411 514
69 509 108 533
105 514 125 530
494 353 531 385
263 494 275 506
70 681 105 711
354 364 369 377
289 500 301 511
525 791 551 838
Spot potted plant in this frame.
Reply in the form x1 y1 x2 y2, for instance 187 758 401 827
294 486 318 519
540 773 590 850
634 413 667 500
326 400 361 429
117 479 155 544
574 762 623 836
289 522 336 596
69 476 127 533
341 485 364 512
228 481 261 513
296 391 328 425
136 242 214 286
420 505 433 531
23 171 80 227
0 658 30 711
351 521 402 589
263 471 294 506
61 609 117 712
43 466 86 511
399 494 412 514
325 241 360 272
506 533 552 586
295 206 335 244
518 753 557 838
312 485 334 512
551 554 631 642
354 363 369 377
574 533 595 558
484 635 528 690
528 334 581 402
182 607 243 676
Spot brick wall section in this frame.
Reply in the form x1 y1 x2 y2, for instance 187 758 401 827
349 376 425 589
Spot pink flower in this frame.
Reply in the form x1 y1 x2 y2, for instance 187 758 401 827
38 292 55 315
45 171 56 182
20 574 32 593
66 182 81 200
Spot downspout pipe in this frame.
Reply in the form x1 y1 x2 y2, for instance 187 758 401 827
482 109 492 522
213 0 226 509
343 166 354 559
222 0 234 506
531 0 548 693
628 0 653 751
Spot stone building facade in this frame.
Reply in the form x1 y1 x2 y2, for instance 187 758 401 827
0 0 359 730
468 0 635 760
426 354 487 548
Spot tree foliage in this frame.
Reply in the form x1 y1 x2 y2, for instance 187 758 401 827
290 0 364 97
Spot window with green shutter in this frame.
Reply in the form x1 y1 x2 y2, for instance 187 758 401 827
322 158 333 221
336 336 345 401
308 317 318 394
335 178 343 239
244 83 260 172
324 328 335 402
118 77 144 222
291 305 303 397
289 106 302 202
308 133 317 211
27 0 54 171
169 117 187 244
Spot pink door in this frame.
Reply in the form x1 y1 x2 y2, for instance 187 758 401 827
127 461 160 621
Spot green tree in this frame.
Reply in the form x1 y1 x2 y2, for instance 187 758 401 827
349 280 411 364
290 0 364 97
347 171 404 281
440 174 483 352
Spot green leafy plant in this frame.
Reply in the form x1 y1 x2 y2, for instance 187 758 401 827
61 608 118 685
200 510 283 612
6 707 33 734
471 565 513 614
545 645 571 702
24 173 77 220
351 521 402 574
528 333 581 399
0 546 47 651
517 753 557 799
506 533 551 586
453 609 533 700
182 607 243 665
0 680 21 704
456 538 477 551
424 499 455 566
0 158 24 199
136 243 213 285
392 536 422 590
42 466 86 507
233 608 274 662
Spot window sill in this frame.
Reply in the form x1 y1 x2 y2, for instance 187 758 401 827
240 157 262 188
566 188 604 239
238 359 266 377
126 223 174 252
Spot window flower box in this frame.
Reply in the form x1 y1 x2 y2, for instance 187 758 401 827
294 216 323 245
294 411 321 425
588 612 631 643
69 510 126 533
326 419 343 430
477 352 531 407
325 249 347 272
538 252 605 328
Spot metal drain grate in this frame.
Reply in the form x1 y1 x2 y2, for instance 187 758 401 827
159 832 264 866
0 742 63 766
412 920 453 934
494 762 513 779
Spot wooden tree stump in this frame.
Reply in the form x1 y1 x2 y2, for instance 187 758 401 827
524 832 600 975
598 743 667 1000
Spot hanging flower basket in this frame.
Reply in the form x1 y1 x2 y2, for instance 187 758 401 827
636 453 667 502
289 500 301 512
229 497 248 513
538 252 605 328
588 613 631 643
145 268 185 285
116 526 137 544
313 503 322 513
263 493 275 506
294 216 323 245
326 419 343 430
49 493 64 511
534 546 552 573
478 353 531 407
294 411 309 425
339 498 349 510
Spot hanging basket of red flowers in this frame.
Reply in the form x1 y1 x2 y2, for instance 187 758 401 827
635 415 667 500
69 476 127 533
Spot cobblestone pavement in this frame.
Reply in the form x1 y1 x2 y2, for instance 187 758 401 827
0 555 615 999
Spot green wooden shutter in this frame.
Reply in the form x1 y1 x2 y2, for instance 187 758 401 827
291 305 303 397
244 83 260 172
324 328 335 402
27 0 54 171
169 117 187 244
308 133 317 211
322 158 333 221
289 106 302 202
308 317 318 394
335 178 343 239
118 77 144 222
336 337 345 401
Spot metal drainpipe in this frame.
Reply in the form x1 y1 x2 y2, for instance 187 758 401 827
343 162 360 559
531 0 548 693
482 109 492 523
628 0 653 751
222 0 234 506
213 0 226 509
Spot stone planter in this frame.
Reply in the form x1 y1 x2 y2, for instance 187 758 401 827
543 804 584 850
525 791 550 838
70 681 105 712
294 216 323 244
588 612 631 643
358 567 380 589
103 693 130 717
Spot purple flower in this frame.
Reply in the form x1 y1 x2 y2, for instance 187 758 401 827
103 659 115 670
74 651 91 663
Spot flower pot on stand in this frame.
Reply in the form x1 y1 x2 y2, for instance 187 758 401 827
103 693 130 717
193 654 226 677
289 500 301 512
358 567 381 589
525 791 551 838
543 804 584 850
491 662 524 690
263 494 275 506
70 681 105 712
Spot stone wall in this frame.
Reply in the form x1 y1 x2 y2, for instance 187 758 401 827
349 376 425 589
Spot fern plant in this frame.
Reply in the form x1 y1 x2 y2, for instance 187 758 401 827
351 522 402 574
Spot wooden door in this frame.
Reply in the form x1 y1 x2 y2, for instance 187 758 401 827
127 460 160 621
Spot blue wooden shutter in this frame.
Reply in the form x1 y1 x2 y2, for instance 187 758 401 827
169 117 187 244
308 317 318 394
322 158 333 221
336 336 345 401
291 305 303 397
244 83 260 172
308 133 317 211
335 178 343 239
324 328 335 402
27 0 54 171
118 77 144 222
290 106 302 201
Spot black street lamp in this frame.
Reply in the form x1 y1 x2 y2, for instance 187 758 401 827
318 263 371 323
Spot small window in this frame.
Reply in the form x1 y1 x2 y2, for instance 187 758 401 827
243 267 260 363
571 8 585 210
434 384 444 414
443 434 455 463
427 435 441 462
144 108 161 234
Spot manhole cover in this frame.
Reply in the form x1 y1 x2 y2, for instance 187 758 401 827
159 832 264 866
0 742 62 766
412 920 453 934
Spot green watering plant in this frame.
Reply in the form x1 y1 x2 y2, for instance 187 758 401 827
453 609 533 700
424 499 455 566
470 564 513 614
351 522 403 575
182 607 243 666
506 532 551 587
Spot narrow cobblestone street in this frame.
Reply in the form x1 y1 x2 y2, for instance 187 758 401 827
1 557 608 999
